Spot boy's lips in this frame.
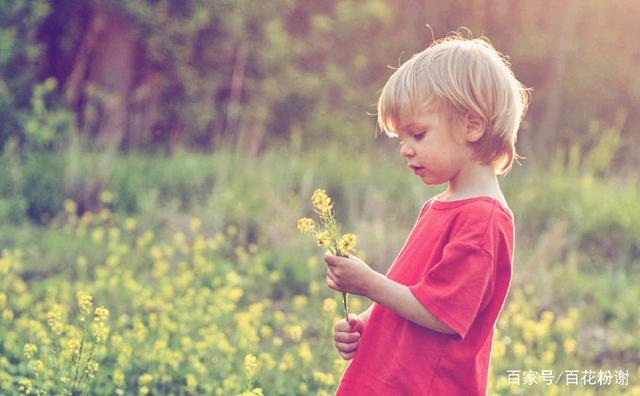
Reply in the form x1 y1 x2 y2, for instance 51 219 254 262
409 164 424 174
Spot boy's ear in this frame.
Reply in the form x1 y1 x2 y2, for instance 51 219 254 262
465 112 485 143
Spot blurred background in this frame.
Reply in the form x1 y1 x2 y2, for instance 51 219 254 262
1 1 639 395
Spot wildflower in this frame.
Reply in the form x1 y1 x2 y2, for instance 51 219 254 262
47 305 64 335
32 360 43 375
99 190 114 204
91 228 104 243
299 188 358 322
77 291 93 315
297 217 316 233
186 373 197 392
139 373 153 386
314 230 331 247
312 189 333 213
513 342 527 357
24 344 37 359
190 217 202 232
18 378 32 394
563 339 577 354
286 325 302 342
94 306 109 322
93 321 110 343
322 298 337 316
124 217 137 231
338 233 357 255
298 342 313 363
244 354 258 377
113 370 125 386
63 199 78 214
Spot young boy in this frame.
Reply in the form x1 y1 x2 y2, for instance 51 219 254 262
324 35 530 395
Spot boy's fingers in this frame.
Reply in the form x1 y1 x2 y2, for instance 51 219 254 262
347 314 364 333
340 351 355 360
334 322 351 333
334 331 360 343
335 341 358 353
326 275 338 291
324 251 337 267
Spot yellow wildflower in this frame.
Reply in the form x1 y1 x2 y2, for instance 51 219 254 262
563 339 577 354
297 217 316 233
315 230 331 247
286 325 302 342
18 378 32 394
312 189 333 213
99 190 114 204
190 217 202 232
77 291 93 315
513 342 527 357
23 343 37 359
338 233 357 255
124 217 137 231
63 199 78 214
244 354 258 377
47 305 64 335
139 373 153 386
94 306 109 322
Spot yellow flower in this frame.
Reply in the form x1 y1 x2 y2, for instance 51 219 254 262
338 233 357 255
139 373 153 386
113 370 125 386
541 310 555 323
94 306 109 322
312 189 333 213
297 217 316 234
18 378 32 394
244 354 258 377
286 325 302 342
47 305 64 335
315 230 331 247
190 217 202 232
63 199 78 214
99 190 114 204
563 339 577 354
298 342 313 363
23 343 37 359
124 217 137 232
32 360 43 374
322 298 337 316
542 350 555 364
77 291 93 315
92 322 110 343
186 374 197 392
513 342 527 357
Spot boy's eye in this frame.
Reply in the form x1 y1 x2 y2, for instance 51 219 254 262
413 132 426 140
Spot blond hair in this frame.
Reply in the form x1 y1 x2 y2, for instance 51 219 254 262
377 34 530 174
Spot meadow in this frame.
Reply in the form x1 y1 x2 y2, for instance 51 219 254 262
1 138 639 395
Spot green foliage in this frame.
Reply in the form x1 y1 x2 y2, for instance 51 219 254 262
0 0 50 149
22 152 65 223
20 77 75 152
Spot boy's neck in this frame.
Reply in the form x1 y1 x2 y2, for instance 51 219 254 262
439 162 506 204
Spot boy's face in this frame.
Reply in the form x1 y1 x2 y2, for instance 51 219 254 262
396 103 475 186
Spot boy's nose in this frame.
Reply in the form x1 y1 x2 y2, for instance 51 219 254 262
400 143 415 158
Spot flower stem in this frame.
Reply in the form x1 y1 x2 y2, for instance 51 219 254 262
342 292 349 322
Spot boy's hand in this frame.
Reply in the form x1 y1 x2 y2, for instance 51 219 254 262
333 314 364 360
324 252 378 296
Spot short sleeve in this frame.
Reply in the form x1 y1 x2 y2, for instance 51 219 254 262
408 241 494 340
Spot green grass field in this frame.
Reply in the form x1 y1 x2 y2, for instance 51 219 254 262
1 144 639 395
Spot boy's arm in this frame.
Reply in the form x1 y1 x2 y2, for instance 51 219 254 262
324 253 455 335
366 272 456 335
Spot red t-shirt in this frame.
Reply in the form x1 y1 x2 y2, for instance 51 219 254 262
335 196 514 396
